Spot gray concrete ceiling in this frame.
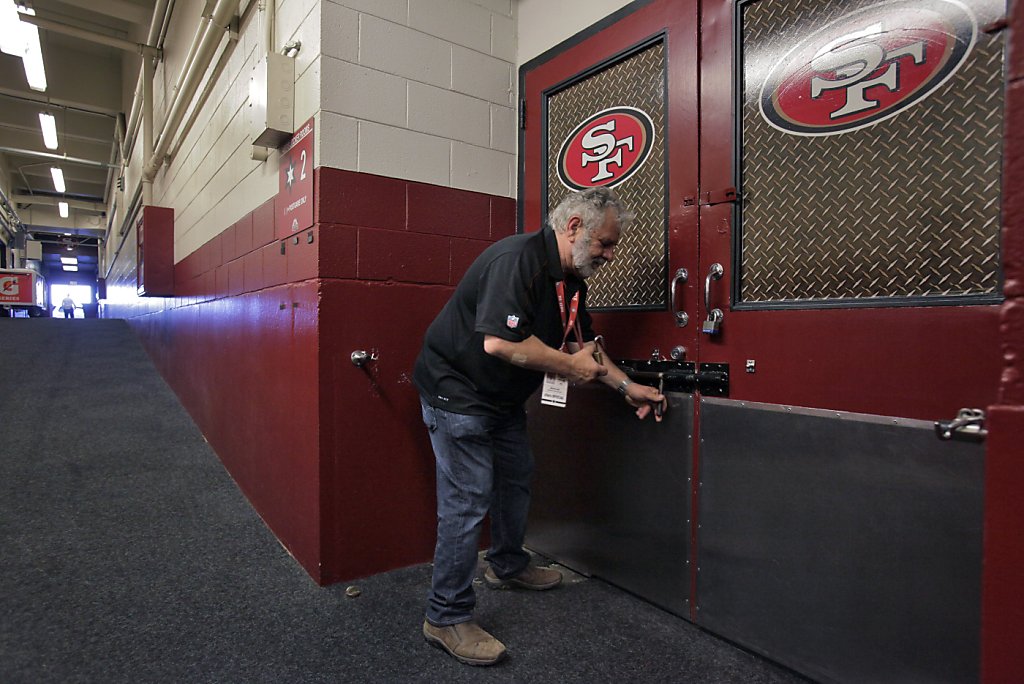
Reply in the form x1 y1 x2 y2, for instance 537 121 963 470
1 0 158 237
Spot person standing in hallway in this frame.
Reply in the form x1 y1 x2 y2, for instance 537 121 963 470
60 294 76 319
413 187 667 666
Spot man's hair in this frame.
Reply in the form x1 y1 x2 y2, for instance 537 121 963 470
548 187 634 236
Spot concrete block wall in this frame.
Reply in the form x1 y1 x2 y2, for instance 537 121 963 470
104 0 321 280
314 168 515 582
319 0 516 196
107 0 517 286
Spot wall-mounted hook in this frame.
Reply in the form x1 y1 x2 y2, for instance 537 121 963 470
350 349 379 368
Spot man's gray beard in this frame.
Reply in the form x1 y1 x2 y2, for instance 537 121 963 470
572 233 606 279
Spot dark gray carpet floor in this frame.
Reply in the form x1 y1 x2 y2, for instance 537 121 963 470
0 318 808 683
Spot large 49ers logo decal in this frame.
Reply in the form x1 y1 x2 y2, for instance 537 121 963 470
557 106 655 189
759 0 976 135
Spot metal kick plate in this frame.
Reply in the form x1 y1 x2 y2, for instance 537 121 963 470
526 386 692 617
696 398 984 683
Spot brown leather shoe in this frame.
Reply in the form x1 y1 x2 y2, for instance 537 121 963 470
422 619 507 666
484 564 562 590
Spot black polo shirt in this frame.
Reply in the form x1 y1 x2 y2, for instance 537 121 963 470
413 227 594 417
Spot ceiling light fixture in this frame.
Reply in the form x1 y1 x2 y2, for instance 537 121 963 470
58 201 69 218
63 264 78 272
39 112 57 149
0 0 21 53
60 256 77 265
51 167 65 193
0 3 46 92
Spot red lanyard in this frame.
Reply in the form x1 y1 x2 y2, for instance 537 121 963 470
555 281 583 351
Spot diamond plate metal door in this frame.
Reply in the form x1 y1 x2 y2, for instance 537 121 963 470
698 0 1004 421
545 41 668 310
520 0 700 366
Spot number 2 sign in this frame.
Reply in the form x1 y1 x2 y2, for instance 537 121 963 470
276 116 314 239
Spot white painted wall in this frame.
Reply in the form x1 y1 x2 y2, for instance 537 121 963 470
157 0 323 262
105 0 320 269
516 0 635 67
319 0 516 198
108 0 517 273
104 0 635 273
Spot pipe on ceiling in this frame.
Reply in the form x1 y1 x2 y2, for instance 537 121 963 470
18 13 161 58
0 146 119 169
12 194 105 212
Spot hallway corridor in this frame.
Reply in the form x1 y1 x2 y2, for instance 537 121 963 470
0 319 803 683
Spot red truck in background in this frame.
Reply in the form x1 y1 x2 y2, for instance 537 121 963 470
0 268 48 317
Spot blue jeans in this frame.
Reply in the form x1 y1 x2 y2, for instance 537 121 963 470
420 399 533 626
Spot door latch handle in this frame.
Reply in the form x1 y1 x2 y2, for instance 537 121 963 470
702 263 724 335
934 408 987 443
670 267 688 327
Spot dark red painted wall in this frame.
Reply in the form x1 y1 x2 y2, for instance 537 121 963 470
107 196 324 579
104 169 515 585
983 4 1024 680
314 168 515 583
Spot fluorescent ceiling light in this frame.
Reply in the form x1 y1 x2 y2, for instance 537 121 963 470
62 264 78 272
20 16 45 92
60 256 77 265
51 167 65 193
39 112 57 149
58 201 69 218
0 5 46 91
0 0 22 55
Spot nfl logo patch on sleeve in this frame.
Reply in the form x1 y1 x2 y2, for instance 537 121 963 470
506 314 520 330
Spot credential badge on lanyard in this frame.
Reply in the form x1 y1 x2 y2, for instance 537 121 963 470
541 282 581 408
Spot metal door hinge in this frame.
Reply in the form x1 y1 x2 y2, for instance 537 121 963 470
982 17 1007 34
519 99 527 129
934 408 986 443
699 187 738 206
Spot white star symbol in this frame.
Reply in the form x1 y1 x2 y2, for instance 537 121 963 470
286 160 295 189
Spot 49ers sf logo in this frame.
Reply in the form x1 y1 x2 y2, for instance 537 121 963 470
557 106 655 190
759 0 976 135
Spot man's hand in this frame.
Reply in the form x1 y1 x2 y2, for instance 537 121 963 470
567 346 608 384
484 334 608 383
624 383 667 422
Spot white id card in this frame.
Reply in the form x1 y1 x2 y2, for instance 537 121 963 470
540 373 569 408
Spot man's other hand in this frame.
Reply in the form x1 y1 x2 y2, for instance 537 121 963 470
625 384 668 422
568 346 608 384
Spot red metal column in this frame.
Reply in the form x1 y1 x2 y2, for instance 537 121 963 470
982 5 1024 677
